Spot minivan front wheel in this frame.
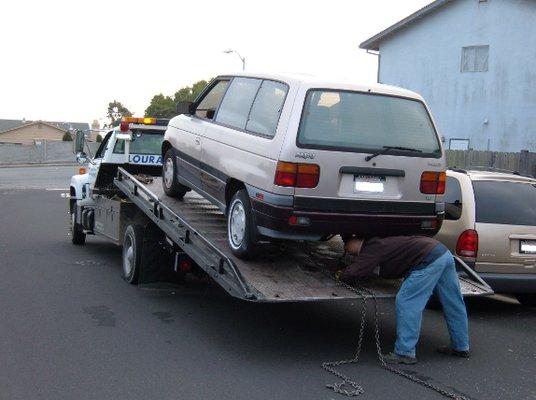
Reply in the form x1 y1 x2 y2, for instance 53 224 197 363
162 148 189 199
227 189 257 258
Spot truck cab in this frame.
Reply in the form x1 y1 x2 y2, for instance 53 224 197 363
69 117 169 244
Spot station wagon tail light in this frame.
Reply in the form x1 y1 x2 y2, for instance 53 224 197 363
275 161 320 188
456 229 478 258
420 171 446 194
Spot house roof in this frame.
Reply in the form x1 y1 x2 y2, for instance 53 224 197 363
360 0 453 51
0 119 89 134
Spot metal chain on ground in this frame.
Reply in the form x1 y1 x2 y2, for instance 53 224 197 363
305 250 470 400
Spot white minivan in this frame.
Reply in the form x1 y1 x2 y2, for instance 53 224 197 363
162 73 446 258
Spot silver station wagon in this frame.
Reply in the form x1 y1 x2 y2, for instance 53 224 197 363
162 72 446 258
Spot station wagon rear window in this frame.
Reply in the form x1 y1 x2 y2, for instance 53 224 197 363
473 181 536 226
297 90 441 155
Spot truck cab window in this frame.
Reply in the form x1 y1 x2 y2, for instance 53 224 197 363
195 80 230 119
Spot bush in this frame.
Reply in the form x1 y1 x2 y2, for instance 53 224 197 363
62 131 73 141
96 135 103 143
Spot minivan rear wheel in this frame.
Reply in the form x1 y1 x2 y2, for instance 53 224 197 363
162 148 189 199
515 294 536 307
227 189 257 259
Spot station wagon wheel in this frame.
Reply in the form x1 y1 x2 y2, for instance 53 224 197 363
162 148 189 199
227 189 257 259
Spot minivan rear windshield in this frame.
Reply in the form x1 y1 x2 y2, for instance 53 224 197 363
474 181 536 226
297 90 441 155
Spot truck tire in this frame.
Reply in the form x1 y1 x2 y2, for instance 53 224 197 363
70 202 86 245
515 294 536 307
227 189 257 259
122 225 143 284
162 148 189 199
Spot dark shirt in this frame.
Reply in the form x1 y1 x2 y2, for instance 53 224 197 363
341 236 448 281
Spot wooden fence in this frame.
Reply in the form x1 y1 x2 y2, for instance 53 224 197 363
445 150 536 177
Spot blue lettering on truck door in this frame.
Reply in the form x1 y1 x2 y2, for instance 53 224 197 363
128 154 163 165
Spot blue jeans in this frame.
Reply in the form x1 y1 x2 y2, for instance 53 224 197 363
394 251 469 357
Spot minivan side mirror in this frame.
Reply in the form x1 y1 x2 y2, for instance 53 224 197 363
74 130 85 154
176 101 194 115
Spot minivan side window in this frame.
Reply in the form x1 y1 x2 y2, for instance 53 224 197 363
195 80 230 119
215 77 262 130
444 177 463 220
246 80 288 137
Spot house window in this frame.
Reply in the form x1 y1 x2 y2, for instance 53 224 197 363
461 45 489 72
449 138 470 150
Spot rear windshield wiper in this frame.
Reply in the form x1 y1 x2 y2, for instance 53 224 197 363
365 146 423 162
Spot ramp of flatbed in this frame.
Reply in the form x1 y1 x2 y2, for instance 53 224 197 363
119 173 490 302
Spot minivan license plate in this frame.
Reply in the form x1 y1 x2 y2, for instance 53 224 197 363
520 240 536 254
354 175 386 193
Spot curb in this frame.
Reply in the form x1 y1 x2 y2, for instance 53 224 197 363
0 162 78 168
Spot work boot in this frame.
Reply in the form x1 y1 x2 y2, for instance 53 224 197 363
437 346 470 358
382 352 418 365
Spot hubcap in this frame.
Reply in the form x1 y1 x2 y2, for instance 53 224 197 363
123 236 134 277
163 157 174 188
229 201 246 247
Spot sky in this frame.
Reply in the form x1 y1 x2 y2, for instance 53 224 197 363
0 0 431 126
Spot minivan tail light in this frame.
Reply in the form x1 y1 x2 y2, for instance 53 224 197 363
274 162 298 187
275 161 320 188
297 164 320 188
456 229 478 258
420 171 446 194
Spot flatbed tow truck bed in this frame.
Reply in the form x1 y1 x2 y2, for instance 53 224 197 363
114 167 492 302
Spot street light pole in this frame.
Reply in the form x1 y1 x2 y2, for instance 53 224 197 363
223 49 246 71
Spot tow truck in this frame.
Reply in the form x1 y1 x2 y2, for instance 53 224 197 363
69 117 492 302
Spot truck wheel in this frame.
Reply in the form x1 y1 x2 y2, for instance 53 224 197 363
227 189 257 259
162 148 189 199
122 225 143 284
515 294 536 307
70 202 86 245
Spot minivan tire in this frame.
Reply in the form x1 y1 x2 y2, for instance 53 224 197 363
227 189 257 259
162 148 189 199
515 294 536 307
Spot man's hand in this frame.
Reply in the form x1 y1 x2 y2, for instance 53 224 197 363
345 238 365 255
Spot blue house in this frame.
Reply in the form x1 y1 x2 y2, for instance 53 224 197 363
360 0 536 152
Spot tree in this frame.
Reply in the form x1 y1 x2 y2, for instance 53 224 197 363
144 79 211 118
62 131 73 141
144 94 176 118
106 100 133 127
173 79 209 104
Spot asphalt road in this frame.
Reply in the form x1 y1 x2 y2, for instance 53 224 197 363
0 165 80 190
0 166 535 400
